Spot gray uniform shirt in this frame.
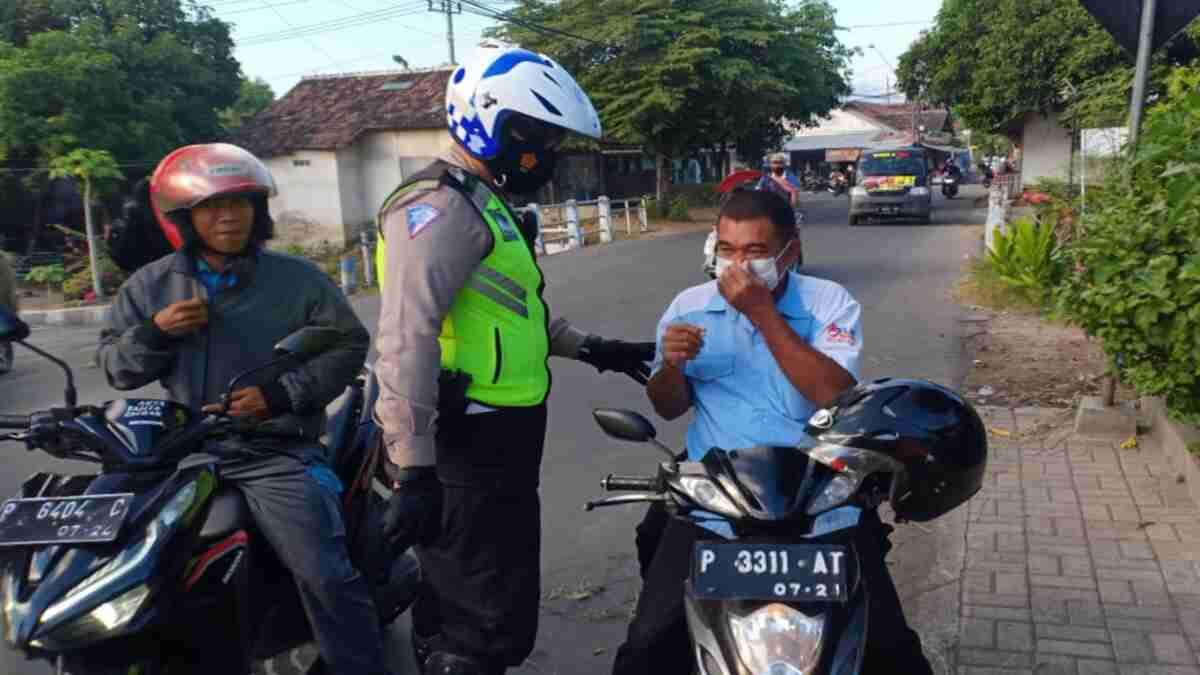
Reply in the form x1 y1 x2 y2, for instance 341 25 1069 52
373 155 588 470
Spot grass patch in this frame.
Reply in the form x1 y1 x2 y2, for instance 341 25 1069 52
1187 441 1200 458
954 258 1043 313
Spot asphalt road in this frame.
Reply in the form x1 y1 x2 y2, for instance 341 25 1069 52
0 187 987 674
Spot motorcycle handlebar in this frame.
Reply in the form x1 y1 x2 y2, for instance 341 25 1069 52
0 414 30 430
602 474 661 492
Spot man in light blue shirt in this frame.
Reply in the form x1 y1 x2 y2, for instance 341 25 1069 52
611 189 931 675
650 229 860 459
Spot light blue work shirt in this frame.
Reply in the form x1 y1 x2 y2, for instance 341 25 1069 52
653 273 862 460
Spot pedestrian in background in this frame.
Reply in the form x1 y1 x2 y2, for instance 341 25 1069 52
0 250 18 373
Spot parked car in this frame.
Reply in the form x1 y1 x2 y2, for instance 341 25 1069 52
848 148 932 225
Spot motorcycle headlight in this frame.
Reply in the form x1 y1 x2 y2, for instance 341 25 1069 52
729 603 826 675
850 187 868 198
39 481 197 628
910 187 931 196
677 476 741 517
39 584 151 648
805 444 903 515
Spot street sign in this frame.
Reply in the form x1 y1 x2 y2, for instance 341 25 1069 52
1080 0 1200 54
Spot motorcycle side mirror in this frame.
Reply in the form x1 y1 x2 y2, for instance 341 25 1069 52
222 327 342 408
593 409 657 442
274 327 341 360
0 306 30 343
593 409 679 466
0 305 76 407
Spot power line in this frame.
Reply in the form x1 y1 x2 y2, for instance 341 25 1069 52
262 49 411 82
837 20 933 30
256 0 344 72
457 0 613 48
218 0 312 16
236 3 438 46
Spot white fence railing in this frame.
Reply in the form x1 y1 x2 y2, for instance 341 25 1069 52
346 195 651 292
518 196 649 255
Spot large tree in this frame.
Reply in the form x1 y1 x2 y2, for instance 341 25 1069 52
221 76 277 133
894 0 1166 132
487 0 852 196
0 0 240 173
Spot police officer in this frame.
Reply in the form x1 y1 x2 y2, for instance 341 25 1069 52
372 42 655 675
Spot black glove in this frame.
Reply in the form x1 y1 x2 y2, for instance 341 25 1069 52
380 466 443 555
576 336 656 385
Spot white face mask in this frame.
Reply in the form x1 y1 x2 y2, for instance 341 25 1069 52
714 241 793 290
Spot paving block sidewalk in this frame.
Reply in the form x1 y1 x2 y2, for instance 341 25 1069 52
957 406 1200 675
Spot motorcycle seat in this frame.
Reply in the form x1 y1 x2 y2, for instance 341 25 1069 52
199 486 252 541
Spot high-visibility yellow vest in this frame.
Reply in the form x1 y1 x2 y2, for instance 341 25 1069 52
375 165 549 407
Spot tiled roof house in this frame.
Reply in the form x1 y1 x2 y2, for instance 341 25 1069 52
232 67 455 244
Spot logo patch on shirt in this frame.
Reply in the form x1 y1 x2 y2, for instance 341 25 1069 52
406 204 441 238
825 323 856 346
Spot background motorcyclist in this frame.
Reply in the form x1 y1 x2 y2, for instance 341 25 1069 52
757 152 801 207
371 41 654 675
612 189 933 675
98 143 387 675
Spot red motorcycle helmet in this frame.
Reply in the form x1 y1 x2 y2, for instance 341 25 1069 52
149 143 277 250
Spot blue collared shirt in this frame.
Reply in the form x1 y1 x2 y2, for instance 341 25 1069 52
653 273 862 460
194 257 237 297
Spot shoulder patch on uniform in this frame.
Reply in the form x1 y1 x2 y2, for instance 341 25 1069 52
825 323 856 346
406 203 441 238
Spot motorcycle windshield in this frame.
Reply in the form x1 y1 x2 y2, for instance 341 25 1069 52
700 440 837 521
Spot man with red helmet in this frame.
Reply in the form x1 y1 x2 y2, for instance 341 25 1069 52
97 143 387 674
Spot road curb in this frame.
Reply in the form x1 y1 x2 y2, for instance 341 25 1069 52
20 305 110 328
1141 395 1200 506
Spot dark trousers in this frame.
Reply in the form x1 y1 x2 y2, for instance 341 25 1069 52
612 503 933 675
412 404 547 673
221 454 386 675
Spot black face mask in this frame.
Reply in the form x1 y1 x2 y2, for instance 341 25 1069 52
486 144 558 196
772 166 785 175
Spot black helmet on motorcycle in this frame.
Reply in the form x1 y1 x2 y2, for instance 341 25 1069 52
804 378 987 522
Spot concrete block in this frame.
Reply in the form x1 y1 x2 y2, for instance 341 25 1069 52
1076 396 1138 440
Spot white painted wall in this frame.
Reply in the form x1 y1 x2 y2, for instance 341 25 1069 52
266 130 455 246
335 146 368 239
1018 110 1074 184
265 150 345 245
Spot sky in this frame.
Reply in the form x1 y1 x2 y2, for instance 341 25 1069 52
213 0 945 101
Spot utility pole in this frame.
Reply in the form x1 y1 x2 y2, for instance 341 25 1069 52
428 0 462 64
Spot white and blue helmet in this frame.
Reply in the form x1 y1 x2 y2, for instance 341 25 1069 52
446 41 602 160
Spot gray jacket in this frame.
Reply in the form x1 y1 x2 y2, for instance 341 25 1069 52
99 249 370 452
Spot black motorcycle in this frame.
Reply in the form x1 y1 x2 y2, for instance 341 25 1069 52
584 408 921 675
0 307 416 675
941 172 959 198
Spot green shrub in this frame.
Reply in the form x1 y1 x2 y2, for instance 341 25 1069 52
672 182 722 208
986 217 1065 306
25 264 66 289
1056 70 1200 423
668 196 691 221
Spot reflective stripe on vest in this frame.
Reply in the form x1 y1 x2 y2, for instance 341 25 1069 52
374 167 549 407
